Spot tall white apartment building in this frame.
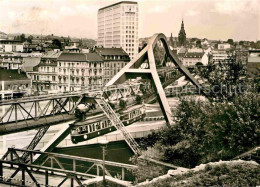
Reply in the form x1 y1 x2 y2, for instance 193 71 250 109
98 1 139 59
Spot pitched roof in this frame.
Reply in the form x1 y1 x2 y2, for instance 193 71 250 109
0 69 29 81
22 57 41 72
57 52 103 62
85 53 103 61
95 48 129 56
178 48 187 54
42 51 62 59
57 53 87 62
0 40 23 44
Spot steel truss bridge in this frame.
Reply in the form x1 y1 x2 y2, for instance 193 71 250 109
1 148 136 186
0 33 207 186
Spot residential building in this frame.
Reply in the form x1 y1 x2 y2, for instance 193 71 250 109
0 31 8 40
0 40 24 52
218 43 231 50
57 52 104 92
176 47 188 62
22 57 41 94
182 52 205 67
95 48 130 85
0 52 42 70
0 69 31 99
208 50 230 64
31 51 62 94
97 1 139 59
0 52 23 70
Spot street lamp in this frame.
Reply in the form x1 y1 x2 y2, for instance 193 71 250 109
99 139 109 187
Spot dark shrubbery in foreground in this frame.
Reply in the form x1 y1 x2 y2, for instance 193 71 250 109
139 92 259 168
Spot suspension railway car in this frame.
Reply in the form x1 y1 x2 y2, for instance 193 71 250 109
70 104 146 144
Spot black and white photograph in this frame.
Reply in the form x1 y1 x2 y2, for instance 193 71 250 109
0 0 259 186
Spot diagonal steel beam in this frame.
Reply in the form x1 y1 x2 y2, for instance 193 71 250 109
7 167 20 182
25 167 41 187
0 105 13 123
18 103 34 119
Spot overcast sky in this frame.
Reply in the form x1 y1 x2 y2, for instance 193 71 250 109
0 0 259 41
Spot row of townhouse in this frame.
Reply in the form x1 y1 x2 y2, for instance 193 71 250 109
24 48 130 94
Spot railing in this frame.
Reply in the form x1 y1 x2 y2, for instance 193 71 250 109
0 148 136 186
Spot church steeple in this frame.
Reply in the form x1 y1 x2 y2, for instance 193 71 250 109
181 18 184 28
178 18 186 46
169 33 175 48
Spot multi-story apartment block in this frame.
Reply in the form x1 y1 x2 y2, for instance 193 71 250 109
218 43 231 50
0 52 43 70
209 50 230 64
57 52 104 92
95 48 130 85
0 52 23 70
34 51 62 93
0 40 24 52
97 1 139 59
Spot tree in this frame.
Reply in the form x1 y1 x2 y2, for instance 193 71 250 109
255 41 260 49
139 91 260 168
195 62 203 66
239 41 244 46
20 34 26 42
196 40 202 48
52 39 62 50
27 35 34 43
194 54 246 100
227 39 234 46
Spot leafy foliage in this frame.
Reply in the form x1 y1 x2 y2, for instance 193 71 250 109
139 92 259 168
14 33 26 42
27 35 33 43
51 39 62 50
195 55 248 100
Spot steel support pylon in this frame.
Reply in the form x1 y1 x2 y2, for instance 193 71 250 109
106 33 207 126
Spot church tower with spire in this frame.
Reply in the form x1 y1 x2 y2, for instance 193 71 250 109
178 19 186 46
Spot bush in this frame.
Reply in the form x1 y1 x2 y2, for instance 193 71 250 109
139 92 260 168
